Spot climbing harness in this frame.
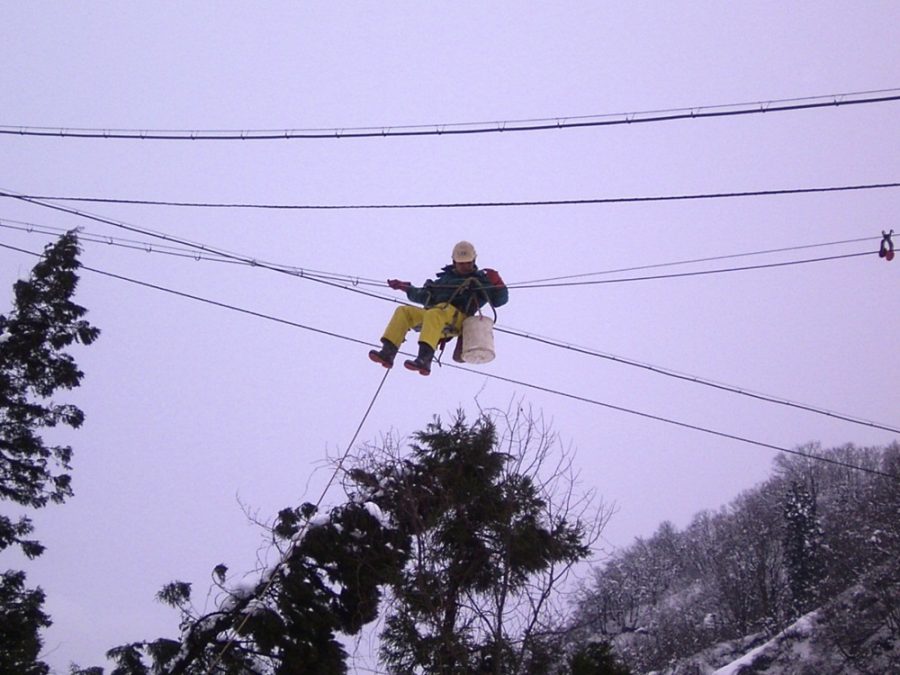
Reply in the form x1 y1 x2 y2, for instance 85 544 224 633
879 230 894 261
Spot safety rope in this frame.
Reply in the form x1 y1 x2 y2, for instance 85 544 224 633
432 275 500 320
204 366 391 674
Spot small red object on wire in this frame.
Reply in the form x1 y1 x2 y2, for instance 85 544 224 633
879 230 894 261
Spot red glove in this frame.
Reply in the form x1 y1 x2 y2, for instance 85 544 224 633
387 279 411 291
483 268 504 287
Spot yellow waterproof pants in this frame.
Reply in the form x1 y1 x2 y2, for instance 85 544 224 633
382 303 464 350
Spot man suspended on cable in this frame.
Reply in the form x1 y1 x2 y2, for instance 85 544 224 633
369 240 509 376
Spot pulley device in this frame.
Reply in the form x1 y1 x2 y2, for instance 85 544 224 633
879 230 894 261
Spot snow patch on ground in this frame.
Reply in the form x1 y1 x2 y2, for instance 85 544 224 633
710 611 818 675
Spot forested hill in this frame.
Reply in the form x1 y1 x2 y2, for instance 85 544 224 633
571 443 900 674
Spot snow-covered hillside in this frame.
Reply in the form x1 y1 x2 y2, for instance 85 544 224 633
646 572 899 674
573 444 899 675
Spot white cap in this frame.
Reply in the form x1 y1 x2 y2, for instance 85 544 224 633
452 240 477 263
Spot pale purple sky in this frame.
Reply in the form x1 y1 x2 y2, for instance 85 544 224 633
2 3 899 672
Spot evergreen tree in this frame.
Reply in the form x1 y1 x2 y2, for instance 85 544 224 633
1 231 100 553
0 232 99 672
109 499 407 674
782 480 824 615
568 641 631 675
352 411 593 674
0 570 52 675
111 409 599 675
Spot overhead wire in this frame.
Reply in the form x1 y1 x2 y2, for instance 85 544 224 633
6 221 892 433
1 217 881 291
492 325 900 435
2 202 896 436
511 236 881 285
1 240 371 346
0 202 387 289
2 240 897 481
505 250 875 289
2 87 899 140
0 188 893 300
0 218 246 266
0 218 379 288
7 181 900 210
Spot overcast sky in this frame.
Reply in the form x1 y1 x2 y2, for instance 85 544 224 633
2 3 899 672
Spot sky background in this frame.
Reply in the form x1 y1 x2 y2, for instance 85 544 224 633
1 2 899 672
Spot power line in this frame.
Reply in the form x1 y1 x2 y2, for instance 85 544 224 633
494 326 900 435
0 195 390 291
0 188 891 294
7 181 900 210
8 218 888 433
4 196 895 437
511 236 880 285
2 88 899 141
0 218 381 287
451 364 899 480
2 218 881 293
0 189 894 317
2 240 896 481
3 204 896 436
4 193 895 435
505 251 875 289
0 218 246 265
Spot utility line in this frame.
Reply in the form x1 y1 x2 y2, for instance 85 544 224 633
0 218 880 291
2 88 899 140
0 188 892 300
0 219 386 287
493 326 900 436
3 193 894 433
505 251 875 289
3 195 894 435
450 364 899 480
7 181 900 210
0 193 391 293
0 218 245 265
3 206 896 435
512 236 880 285
2 240 896 481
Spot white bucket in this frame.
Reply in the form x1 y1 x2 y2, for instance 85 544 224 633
461 315 495 364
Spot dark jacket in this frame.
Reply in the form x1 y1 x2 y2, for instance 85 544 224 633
406 265 509 316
